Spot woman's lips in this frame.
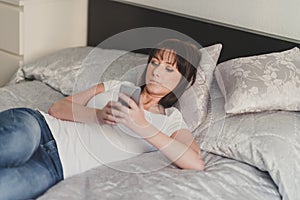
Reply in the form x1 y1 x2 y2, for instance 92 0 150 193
149 79 160 84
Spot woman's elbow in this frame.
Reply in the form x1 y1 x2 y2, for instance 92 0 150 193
48 102 59 117
187 159 205 171
48 99 68 118
175 158 205 171
196 160 205 171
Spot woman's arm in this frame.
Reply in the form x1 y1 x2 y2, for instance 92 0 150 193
111 93 204 171
169 129 204 169
138 126 204 171
48 83 105 123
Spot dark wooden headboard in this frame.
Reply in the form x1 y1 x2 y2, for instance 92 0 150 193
88 0 300 62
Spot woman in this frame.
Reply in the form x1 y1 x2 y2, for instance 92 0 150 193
0 39 204 200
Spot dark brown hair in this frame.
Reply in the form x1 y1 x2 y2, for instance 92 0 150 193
142 39 200 108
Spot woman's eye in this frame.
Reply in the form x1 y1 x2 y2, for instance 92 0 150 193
166 67 174 72
151 61 159 66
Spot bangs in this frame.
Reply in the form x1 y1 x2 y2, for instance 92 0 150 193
145 38 200 108
151 48 179 68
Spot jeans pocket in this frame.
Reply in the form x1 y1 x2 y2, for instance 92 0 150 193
40 140 64 181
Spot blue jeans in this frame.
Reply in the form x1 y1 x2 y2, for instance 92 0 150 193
0 108 63 200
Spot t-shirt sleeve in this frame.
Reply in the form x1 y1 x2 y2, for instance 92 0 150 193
163 108 190 136
103 80 135 92
103 80 121 91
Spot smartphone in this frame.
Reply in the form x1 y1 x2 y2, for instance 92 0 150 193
118 84 141 107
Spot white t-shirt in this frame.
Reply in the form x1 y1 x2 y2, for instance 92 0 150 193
40 80 188 178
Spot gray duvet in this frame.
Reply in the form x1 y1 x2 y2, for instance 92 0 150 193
0 79 280 200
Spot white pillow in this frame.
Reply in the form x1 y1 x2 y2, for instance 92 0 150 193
14 47 94 94
215 47 300 114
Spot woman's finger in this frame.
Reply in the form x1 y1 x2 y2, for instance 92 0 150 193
103 111 116 121
119 93 138 109
106 101 114 108
104 120 116 125
113 117 126 124
103 107 112 116
111 108 126 118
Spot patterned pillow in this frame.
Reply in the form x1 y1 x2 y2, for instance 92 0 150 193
215 47 300 114
176 44 222 132
198 90 300 200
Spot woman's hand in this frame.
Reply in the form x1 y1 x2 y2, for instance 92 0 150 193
95 101 119 125
110 93 150 134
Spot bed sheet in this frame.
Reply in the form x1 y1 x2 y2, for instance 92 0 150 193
0 80 64 113
37 150 280 200
0 79 280 200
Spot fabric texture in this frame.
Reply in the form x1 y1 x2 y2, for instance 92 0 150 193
175 43 222 132
215 47 300 114
12 47 94 94
196 74 300 200
37 150 280 200
0 80 64 113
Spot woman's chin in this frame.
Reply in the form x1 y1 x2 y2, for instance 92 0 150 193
146 85 170 96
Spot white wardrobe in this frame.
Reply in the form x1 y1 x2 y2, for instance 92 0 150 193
0 0 88 86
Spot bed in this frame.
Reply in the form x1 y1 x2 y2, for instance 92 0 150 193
1 0 300 200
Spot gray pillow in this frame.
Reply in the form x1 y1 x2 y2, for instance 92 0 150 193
13 47 142 95
176 44 222 132
73 48 148 94
195 75 300 200
215 47 300 114
13 44 222 132
14 47 94 93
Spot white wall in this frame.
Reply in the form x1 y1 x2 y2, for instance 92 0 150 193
115 0 300 43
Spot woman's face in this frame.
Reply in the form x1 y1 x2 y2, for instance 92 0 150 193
145 50 182 97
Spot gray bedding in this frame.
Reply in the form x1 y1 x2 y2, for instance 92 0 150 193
0 81 63 113
38 151 280 200
0 77 280 200
2 46 298 200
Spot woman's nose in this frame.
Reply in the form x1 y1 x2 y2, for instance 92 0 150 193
153 64 163 77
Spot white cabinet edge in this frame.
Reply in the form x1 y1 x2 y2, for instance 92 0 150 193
0 0 66 6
